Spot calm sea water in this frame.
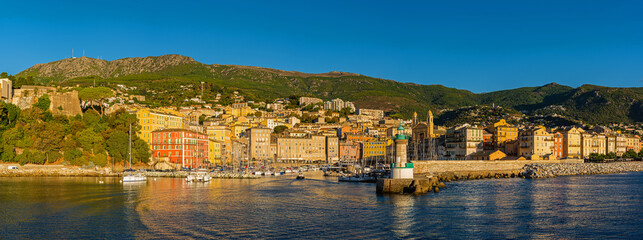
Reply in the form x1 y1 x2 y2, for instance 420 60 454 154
0 172 641 239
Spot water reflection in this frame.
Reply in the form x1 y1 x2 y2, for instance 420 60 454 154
0 173 641 239
389 195 416 239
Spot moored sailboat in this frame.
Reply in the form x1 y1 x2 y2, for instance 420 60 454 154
123 124 147 182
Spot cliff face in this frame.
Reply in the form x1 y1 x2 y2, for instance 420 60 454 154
18 55 196 80
11 86 82 116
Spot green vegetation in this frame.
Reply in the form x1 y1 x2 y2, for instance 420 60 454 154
0 102 149 166
435 105 523 127
78 87 114 116
273 125 288 134
589 150 643 160
12 55 643 124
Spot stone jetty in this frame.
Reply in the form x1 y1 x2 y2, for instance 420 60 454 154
377 176 444 194
522 162 643 179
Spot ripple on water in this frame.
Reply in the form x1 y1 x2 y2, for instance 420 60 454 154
1 173 642 239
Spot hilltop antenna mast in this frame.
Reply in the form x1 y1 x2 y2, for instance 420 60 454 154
72 48 74 58
83 49 85 57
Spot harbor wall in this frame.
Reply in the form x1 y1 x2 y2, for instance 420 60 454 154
412 159 583 175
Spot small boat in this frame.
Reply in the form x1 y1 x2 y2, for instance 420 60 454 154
285 169 293 174
123 124 146 183
186 171 211 182
123 172 147 182
272 171 281 176
264 170 273 176
296 173 305 180
338 174 376 183
254 171 264 175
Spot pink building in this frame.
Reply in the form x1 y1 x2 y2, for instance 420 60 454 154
339 141 361 161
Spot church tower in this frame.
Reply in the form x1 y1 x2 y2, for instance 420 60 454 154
412 112 418 125
427 110 434 138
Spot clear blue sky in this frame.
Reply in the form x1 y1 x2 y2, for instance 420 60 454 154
1 0 642 93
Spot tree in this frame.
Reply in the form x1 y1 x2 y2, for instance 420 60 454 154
588 153 604 161
339 107 353 118
622 149 638 159
106 131 128 162
273 125 288 134
34 94 51 111
77 128 104 154
0 102 20 130
31 121 65 153
389 113 404 119
606 152 617 159
78 87 114 116
0 72 8 78
132 139 150 164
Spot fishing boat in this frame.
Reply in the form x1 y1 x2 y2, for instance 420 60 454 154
338 174 376 183
123 124 146 182
296 173 305 180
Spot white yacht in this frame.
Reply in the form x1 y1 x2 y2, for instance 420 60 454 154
186 171 211 182
123 124 146 183
123 172 147 182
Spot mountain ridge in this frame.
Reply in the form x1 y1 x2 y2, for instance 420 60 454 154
13 54 643 124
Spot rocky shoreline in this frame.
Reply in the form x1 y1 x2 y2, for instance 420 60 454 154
0 166 259 179
521 162 643 179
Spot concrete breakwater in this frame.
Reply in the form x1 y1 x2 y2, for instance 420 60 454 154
522 162 643 179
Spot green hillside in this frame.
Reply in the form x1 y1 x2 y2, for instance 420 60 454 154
13 55 643 124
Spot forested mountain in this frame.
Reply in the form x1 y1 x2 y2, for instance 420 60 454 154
13 55 643 124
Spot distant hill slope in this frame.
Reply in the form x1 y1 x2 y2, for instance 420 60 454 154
15 55 643 124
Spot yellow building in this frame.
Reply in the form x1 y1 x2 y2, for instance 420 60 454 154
247 127 272 163
488 119 518 149
224 103 255 117
276 135 327 164
562 127 583 159
206 126 232 165
518 126 554 159
361 140 387 162
581 133 606 157
208 139 223 165
614 135 627 156
230 123 251 138
626 135 641 152
136 108 184 144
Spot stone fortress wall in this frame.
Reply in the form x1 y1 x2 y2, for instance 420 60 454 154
11 85 82 116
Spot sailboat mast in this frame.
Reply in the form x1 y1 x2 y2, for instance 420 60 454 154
129 124 132 170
